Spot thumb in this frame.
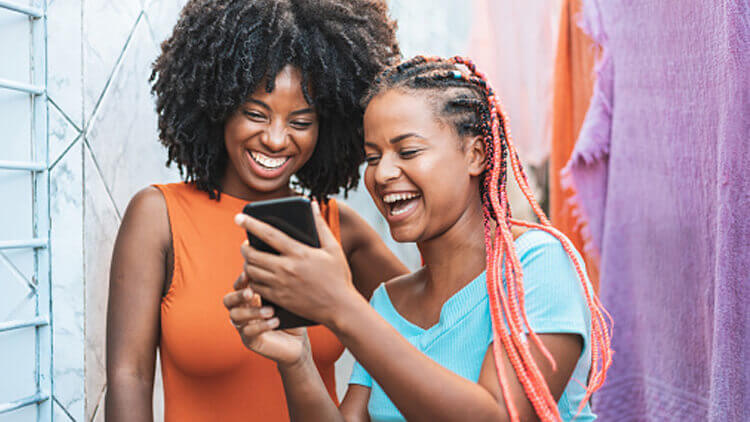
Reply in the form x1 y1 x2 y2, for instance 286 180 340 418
311 200 338 249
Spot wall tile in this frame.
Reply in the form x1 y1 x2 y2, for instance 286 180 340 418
83 145 120 420
53 398 76 422
0 9 31 82
49 141 85 421
0 90 32 162
0 329 36 403
144 0 188 46
85 18 180 215
153 354 164 422
49 103 82 169
82 0 142 122
0 249 35 322
89 386 106 422
48 0 83 126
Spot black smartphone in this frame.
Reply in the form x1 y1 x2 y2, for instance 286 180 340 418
242 197 320 329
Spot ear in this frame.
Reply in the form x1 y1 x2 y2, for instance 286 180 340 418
465 135 487 177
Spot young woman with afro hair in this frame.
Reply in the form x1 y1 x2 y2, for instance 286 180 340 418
105 1 406 420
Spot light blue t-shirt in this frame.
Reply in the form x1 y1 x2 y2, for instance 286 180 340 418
349 229 596 421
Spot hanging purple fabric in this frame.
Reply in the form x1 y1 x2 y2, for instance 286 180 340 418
562 0 749 420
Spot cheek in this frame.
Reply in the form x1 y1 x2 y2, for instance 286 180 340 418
419 157 470 206
298 127 319 158
224 115 254 149
363 166 376 196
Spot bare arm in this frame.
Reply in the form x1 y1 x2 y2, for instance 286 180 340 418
477 334 583 421
105 187 170 421
338 202 408 299
339 384 372 422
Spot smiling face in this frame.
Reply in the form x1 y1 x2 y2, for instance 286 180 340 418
222 65 319 199
363 89 486 243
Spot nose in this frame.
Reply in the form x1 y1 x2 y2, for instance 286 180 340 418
259 121 289 153
373 153 402 185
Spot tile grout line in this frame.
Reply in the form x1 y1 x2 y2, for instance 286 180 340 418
81 102 88 421
88 384 107 422
49 97 83 133
49 135 81 171
83 11 145 135
53 395 77 422
0 250 37 292
82 138 123 221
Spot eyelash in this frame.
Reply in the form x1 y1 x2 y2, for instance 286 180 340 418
290 121 313 129
243 110 265 120
399 149 420 158
365 149 422 165
243 111 312 129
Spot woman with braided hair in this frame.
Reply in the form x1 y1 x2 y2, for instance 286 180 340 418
226 56 613 421
106 1 406 421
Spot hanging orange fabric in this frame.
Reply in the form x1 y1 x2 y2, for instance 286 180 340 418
549 0 601 292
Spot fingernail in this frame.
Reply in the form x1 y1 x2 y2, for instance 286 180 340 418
243 289 253 299
260 307 273 317
311 201 320 213
268 318 280 328
234 213 246 225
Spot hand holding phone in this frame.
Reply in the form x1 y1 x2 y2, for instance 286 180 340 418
242 197 320 329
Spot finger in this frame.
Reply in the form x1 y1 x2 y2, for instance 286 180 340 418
240 317 280 338
244 262 279 286
223 289 252 310
248 281 277 304
229 305 275 326
235 213 301 255
311 200 338 249
233 271 249 291
241 241 285 274
250 292 262 308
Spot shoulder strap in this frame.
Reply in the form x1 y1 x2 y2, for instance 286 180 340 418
320 198 341 243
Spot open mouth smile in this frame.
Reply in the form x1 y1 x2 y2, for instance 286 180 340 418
246 150 293 179
249 151 290 169
382 191 422 218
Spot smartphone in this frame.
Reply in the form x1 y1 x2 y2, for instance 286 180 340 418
242 197 320 329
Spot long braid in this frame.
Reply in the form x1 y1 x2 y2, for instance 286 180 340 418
365 56 613 421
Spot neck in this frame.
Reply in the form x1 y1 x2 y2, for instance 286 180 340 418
416 195 487 298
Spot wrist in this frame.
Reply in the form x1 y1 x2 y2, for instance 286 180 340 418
325 290 370 338
277 347 313 375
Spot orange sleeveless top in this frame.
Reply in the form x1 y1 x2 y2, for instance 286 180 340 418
154 183 344 421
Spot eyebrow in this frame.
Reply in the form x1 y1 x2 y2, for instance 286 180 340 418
247 99 315 116
389 133 424 144
364 133 425 149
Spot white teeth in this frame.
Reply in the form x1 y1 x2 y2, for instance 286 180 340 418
383 192 420 204
250 151 288 169
391 206 412 216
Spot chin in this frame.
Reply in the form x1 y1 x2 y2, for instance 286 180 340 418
243 174 291 193
389 226 422 244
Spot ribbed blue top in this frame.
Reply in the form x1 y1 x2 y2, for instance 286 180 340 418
349 229 596 421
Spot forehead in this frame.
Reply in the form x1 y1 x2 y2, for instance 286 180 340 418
250 65 310 105
364 90 445 140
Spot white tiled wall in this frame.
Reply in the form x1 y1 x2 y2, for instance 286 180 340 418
45 0 185 420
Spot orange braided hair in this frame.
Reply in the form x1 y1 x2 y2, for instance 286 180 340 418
364 55 613 421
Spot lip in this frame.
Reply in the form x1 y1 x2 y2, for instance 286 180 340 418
379 190 422 224
245 150 292 179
